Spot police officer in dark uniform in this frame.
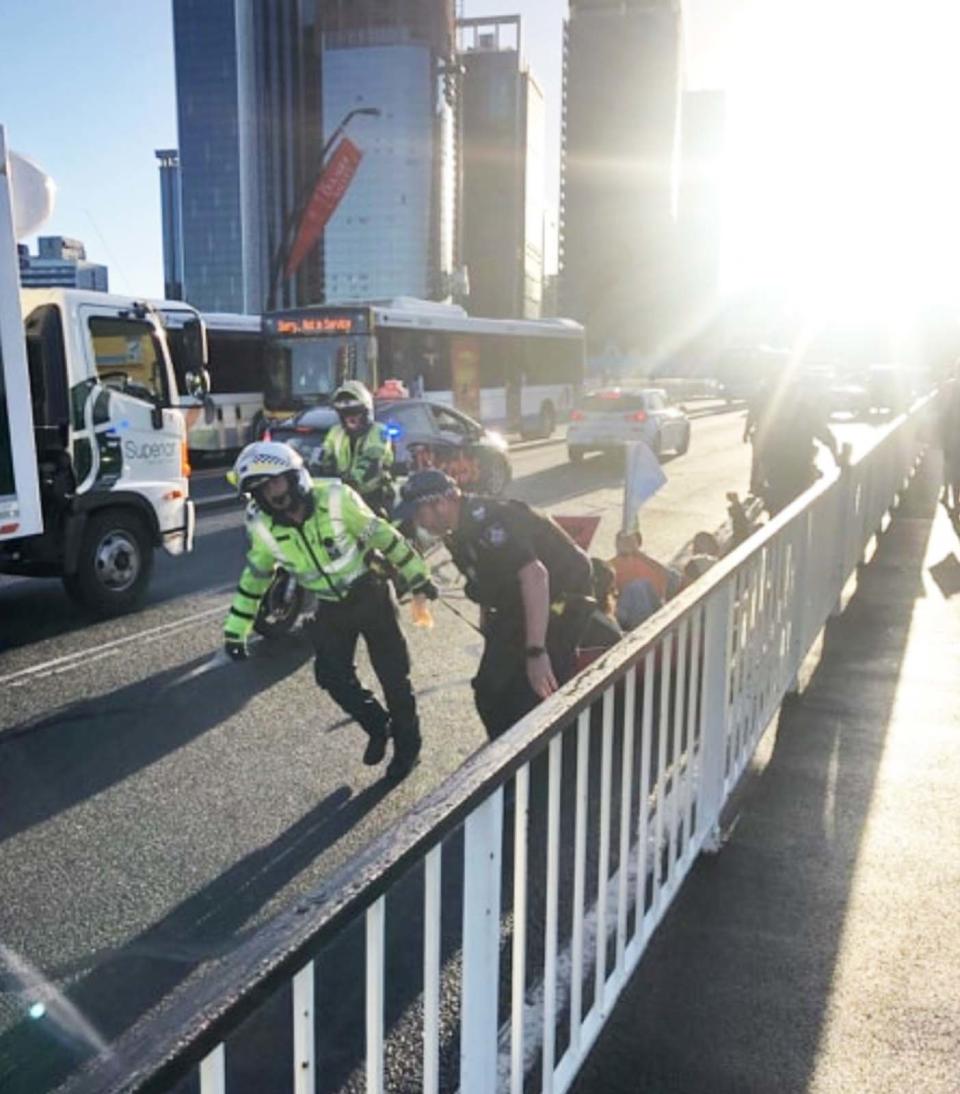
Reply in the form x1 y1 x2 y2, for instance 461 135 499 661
396 470 618 739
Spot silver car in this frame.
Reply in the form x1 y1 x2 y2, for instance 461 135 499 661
567 387 691 463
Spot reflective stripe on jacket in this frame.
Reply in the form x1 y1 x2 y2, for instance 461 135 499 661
321 422 394 496
224 479 428 642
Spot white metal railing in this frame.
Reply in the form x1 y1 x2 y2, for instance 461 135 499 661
66 398 933 1094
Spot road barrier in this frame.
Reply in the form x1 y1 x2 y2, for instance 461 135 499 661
66 397 934 1094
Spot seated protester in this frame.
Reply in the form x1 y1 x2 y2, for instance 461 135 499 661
616 577 663 631
591 557 618 621
692 530 720 558
681 554 716 589
609 528 681 605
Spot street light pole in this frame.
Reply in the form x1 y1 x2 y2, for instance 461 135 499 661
266 106 381 312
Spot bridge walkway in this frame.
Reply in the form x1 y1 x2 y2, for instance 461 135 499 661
572 459 960 1094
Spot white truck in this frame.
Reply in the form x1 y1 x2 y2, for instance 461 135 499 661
0 124 208 615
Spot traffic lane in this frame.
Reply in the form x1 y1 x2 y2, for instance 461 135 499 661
0 411 881 727
0 412 745 721
0 509 248 664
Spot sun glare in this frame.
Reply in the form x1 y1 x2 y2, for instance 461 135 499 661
719 1 960 327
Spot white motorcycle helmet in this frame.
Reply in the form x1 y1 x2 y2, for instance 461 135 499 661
332 380 374 433
228 441 312 517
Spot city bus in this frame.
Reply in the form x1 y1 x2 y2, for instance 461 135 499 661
262 297 585 437
160 309 265 457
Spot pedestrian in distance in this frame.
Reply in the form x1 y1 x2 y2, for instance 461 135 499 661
753 381 840 515
395 470 619 740
318 381 395 516
223 441 438 781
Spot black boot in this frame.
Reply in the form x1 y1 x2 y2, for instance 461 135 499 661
386 720 421 781
362 723 390 766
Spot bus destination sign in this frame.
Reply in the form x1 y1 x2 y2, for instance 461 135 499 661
266 309 370 337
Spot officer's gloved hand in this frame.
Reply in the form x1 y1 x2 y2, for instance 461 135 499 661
225 638 248 662
415 580 439 601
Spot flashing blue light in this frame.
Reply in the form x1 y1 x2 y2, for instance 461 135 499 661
386 421 403 439
29 1002 45 1020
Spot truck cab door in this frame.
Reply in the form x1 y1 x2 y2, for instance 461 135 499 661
74 304 184 494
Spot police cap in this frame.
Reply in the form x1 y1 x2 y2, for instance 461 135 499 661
394 469 459 523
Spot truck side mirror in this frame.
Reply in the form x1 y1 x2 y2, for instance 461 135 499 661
184 367 211 399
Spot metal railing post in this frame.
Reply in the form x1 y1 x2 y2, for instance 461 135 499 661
460 788 504 1094
784 507 811 696
697 581 733 853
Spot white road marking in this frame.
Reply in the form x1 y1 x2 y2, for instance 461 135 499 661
0 600 230 688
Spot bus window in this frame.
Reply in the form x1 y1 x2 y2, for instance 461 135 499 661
265 334 374 407
207 332 264 394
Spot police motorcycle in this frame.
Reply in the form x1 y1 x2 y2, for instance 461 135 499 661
252 384 397 638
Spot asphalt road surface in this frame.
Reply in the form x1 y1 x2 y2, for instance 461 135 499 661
0 410 880 1091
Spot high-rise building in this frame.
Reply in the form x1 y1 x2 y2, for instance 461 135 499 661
155 150 184 300
316 0 458 304
560 0 683 361
458 15 545 319
172 0 319 314
172 0 457 314
18 237 108 291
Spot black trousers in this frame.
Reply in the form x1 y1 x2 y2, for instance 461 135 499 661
309 577 420 757
473 598 600 740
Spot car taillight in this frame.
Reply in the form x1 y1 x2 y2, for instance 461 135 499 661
626 410 647 423
570 409 585 421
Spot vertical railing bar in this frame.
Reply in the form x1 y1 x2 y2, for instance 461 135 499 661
616 665 637 965
570 711 590 1056
636 649 655 933
366 897 385 1094
668 618 687 886
423 846 442 1094
654 634 672 914
199 1044 225 1094
684 607 702 854
595 687 614 1011
292 960 315 1094
461 789 504 1094
510 764 530 1094
542 736 563 1093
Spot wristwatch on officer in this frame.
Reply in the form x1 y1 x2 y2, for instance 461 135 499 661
525 645 547 659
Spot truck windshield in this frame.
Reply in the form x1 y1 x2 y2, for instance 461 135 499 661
264 334 374 409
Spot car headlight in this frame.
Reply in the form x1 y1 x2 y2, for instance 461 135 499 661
485 430 508 450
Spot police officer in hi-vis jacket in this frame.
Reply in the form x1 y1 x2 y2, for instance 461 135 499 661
319 381 395 516
224 441 437 780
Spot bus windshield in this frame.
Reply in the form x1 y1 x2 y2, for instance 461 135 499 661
265 334 375 409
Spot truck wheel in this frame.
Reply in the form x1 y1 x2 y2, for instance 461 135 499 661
63 509 154 617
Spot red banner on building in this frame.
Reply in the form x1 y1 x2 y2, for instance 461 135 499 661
284 137 363 278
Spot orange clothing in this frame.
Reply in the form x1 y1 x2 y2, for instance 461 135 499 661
610 552 675 602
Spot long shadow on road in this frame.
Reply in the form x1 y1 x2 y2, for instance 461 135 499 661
0 641 309 844
0 777 393 1094
571 463 937 1093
